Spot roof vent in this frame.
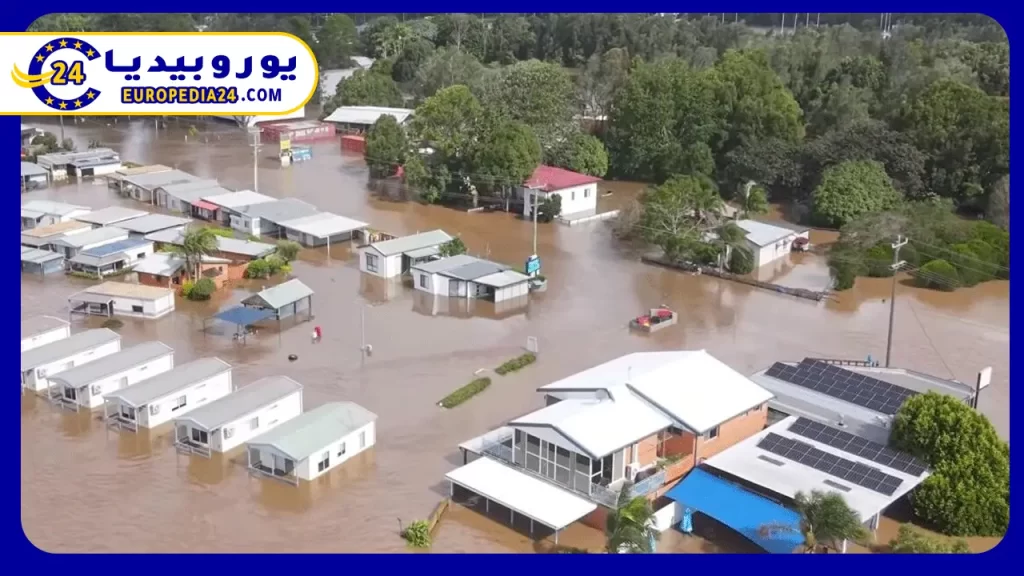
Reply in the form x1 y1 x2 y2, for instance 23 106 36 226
836 414 847 428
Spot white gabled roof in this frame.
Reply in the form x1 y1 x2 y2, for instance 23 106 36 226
323 106 413 126
538 351 774 434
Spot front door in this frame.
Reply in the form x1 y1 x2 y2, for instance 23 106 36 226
449 280 461 297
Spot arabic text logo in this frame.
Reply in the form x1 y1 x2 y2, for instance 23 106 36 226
14 37 102 111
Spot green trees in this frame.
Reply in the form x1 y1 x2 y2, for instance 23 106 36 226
547 133 609 178
364 115 409 178
890 392 1009 537
889 526 969 554
317 14 358 68
274 240 302 263
169 227 218 280
481 60 577 151
605 483 659 553
638 175 724 260
470 119 541 196
790 490 867 553
812 161 901 228
438 238 467 257
331 69 404 110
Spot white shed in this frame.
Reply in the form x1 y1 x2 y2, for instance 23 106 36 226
20 328 121 392
358 229 452 279
173 376 303 457
412 254 531 303
734 220 811 269
68 282 176 319
247 401 377 485
21 200 91 230
21 316 70 352
521 165 602 219
50 341 174 411
103 357 233 431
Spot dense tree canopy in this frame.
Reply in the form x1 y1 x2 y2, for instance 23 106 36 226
812 160 902 227
326 69 404 114
364 115 408 178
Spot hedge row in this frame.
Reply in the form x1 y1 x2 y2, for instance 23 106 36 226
495 352 537 375
438 377 492 409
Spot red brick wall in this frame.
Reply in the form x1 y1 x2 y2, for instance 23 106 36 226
695 403 768 461
137 272 170 289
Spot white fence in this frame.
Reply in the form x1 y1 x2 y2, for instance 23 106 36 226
652 501 683 533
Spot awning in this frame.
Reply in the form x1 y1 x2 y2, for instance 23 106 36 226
68 292 115 305
664 469 805 554
213 306 276 326
445 457 596 531
192 200 219 211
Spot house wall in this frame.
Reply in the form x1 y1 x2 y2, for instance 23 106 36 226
62 235 127 258
109 294 175 319
288 421 376 481
76 163 121 178
69 353 175 409
523 183 598 217
748 231 811 269
695 403 768 462
493 282 529 303
137 370 234 429
125 243 155 265
358 247 401 279
22 339 122 392
21 325 71 352
208 390 303 453
137 271 177 289
230 213 261 236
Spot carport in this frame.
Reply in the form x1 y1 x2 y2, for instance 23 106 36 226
206 306 277 344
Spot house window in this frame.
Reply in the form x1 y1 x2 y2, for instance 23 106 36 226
419 274 427 288
584 188 590 198
223 427 234 439
150 405 160 416
704 426 720 441
668 425 686 436
317 451 330 472
359 431 366 449
137 252 146 259
365 253 379 273
120 406 135 420
249 417 259 431
172 396 186 411
132 305 143 313
91 385 102 395
338 442 346 457
571 191 576 201
191 429 209 444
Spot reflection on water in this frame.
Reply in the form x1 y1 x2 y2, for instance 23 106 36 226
20 117 1008 553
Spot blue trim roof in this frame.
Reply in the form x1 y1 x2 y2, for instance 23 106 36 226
80 238 151 257
213 306 276 326
664 469 805 554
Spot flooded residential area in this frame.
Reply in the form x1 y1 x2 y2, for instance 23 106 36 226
20 117 1008 553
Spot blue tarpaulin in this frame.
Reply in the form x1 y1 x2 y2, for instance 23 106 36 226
664 469 805 554
213 306 276 326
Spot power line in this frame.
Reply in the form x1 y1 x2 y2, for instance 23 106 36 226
909 237 1009 274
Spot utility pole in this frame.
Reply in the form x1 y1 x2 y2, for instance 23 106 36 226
885 235 909 368
248 126 261 192
780 13 785 35
531 188 539 256
58 115 65 142
816 13 820 27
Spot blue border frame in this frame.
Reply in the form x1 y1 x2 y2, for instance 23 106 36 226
5 5 1016 565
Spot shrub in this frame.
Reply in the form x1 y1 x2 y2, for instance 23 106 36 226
889 525 969 554
266 254 286 274
101 318 124 329
208 228 235 238
438 377 492 408
438 237 467 257
180 280 195 298
244 257 286 279
890 392 1009 537
865 243 895 277
812 160 902 228
913 259 959 291
275 240 302 262
401 519 431 548
495 353 537 375
188 277 216 301
727 246 754 275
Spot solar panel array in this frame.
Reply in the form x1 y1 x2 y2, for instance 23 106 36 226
764 359 918 415
757 432 905 496
788 417 928 476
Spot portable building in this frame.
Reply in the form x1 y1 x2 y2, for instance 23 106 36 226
36 148 118 180
50 341 174 411
69 154 122 178
277 212 368 252
103 357 233 431
233 198 319 237
21 316 70 352
52 226 129 258
357 229 453 279
22 200 91 230
67 238 154 277
200 190 276 225
74 206 149 228
412 255 530 303
259 120 336 144
120 170 198 204
21 161 49 189
20 328 121 392
173 376 304 457
21 246 65 275
21 220 92 250
111 213 192 236
154 179 220 213
68 281 176 319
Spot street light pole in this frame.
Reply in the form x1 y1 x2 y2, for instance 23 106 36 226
885 235 909 368
58 115 65 142
248 126 261 192
532 188 539 257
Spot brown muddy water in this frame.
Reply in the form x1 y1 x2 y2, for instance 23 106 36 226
21 117 1009 553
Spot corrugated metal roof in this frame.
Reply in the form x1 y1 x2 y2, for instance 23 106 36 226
323 106 413 126
201 190 276 210
145 229 275 258
105 357 232 407
160 179 221 201
240 198 319 224
49 341 173 389
442 259 509 281
242 279 314 310
74 207 149 226
735 220 805 248
130 253 185 276
78 238 152 258
73 281 173 301
122 169 198 190
176 375 303 430
368 229 452 257
248 401 377 461
278 212 368 238
21 316 69 340
112 214 192 234
21 328 120 370
474 270 530 289
404 246 440 259
53 226 128 248
411 254 477 274
36 148 117 166
21 220 91 239
21 161 47 177
69 155 120 168
22 200 90 217
21 247 64 264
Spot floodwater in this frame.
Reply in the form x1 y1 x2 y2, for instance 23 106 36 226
21 117 1009 553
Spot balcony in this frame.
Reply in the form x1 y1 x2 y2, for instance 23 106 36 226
479 436 667 509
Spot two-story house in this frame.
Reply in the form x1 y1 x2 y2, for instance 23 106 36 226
448 350 774 541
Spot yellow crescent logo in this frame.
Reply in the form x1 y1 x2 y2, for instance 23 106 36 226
11 64 55 88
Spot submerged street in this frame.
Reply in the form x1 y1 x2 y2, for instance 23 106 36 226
20 117 1009 553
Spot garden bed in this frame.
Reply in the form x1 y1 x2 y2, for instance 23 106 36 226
494 353 536 375
438 377 492 409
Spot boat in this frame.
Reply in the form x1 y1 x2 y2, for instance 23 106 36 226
629 306 678 333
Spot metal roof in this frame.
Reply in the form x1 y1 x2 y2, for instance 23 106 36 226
323 106 413 126
53 226 128 248
21 247 64 265
21 328 120 371
105 357 232 407
21 220 91 239
474 270 531 289
176 376 303 430
79 237 152 258
112 213 192 234
74 206 149 226
201 190 276 210
242 279 314 310
145 228 275 258
22 200 90 217
735 220 808 248
248 401 377 461
404 246 440 259
129 253 186 277
159 179 221 201
214 306 277 326
36 148 117 166
240 198 320 224
411 254 477 274
278 212 368 238
442 259 510 281
49 341 173 389
367 229 452 257
21 161 47 177
122 170 198 191
21 316 69 340
69 155 120 168
72 281 173 301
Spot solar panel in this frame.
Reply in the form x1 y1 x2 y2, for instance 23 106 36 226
756 432 906 496
787 417 928 476
762 360 918 415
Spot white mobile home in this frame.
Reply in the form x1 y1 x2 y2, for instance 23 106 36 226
174 376 304 457
112 213 192 237
21 316 71 352
21 161 49 189
358 229 453 279
21 200 91 230
202 190 276 225
154 179 220 213
233 198 319 237
51 226 129 259
277 212 369 250
68 281 176 319
733 220 811 269
21 220 92 251
120 169 198 204
36 148 118 180
69 154 122 178
104 357 233 431
20 328 121 392
411 254 531 303
74 206 149 228
247 401 377 485
50 341 174 411
21 247 65 276
67 238 155 278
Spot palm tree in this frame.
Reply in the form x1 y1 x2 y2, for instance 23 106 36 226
605 482 659 553
169 227 218 280
761 490 868 553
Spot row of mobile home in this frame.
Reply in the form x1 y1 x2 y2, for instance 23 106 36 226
50 341 174 410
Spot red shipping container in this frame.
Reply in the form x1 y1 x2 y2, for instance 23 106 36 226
341 134 366 155
260 120 336 144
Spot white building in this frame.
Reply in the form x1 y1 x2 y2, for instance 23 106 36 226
173 376 304 457
68 282 176 319
74 206 149 228
154 179 220 213
21 220 92 251
21 161 49 189
733 220 811 269
232 198 320 237
358 229 453 279
247 401 377 485
322 106 414 131
111 213 192 237
103 357 234 431
51 226 129 258
521 165 601 219
278 212 369 250
69 154 123 178
411 254 531 303
36 148 119 180
21 316 70 352
67 238 155 278
201 190 276 225
20 328 121 392
50 341 174 411
21 200 91 230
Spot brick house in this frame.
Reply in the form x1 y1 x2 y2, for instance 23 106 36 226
133 252 237 290
145 229 277 282
448 350 774 541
